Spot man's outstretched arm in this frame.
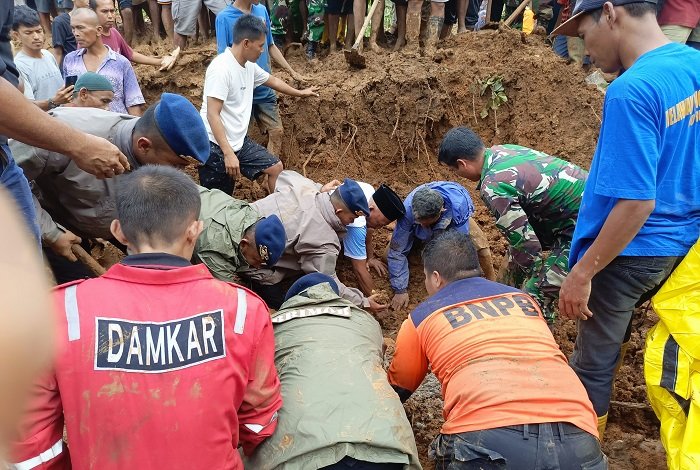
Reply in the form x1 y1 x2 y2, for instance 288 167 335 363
0 78 129 178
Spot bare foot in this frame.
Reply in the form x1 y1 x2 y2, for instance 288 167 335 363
457 26 468 33
369 41 382 52
330 44 337 54
393 37 406 51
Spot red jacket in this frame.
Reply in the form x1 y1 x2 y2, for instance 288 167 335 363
10 254 282 470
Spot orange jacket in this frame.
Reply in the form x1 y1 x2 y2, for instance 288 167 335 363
11 254 282 470
388 277 597 437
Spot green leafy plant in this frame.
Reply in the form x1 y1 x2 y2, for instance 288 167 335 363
477 75 508 134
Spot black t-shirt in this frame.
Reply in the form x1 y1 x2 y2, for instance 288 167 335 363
52 12 77 66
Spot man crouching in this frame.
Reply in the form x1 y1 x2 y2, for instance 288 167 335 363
247 272 422 470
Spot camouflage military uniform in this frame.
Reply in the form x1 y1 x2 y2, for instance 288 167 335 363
480 144 587 323
306 0 325 42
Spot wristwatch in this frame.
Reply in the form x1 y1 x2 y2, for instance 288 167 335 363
48 99 58 110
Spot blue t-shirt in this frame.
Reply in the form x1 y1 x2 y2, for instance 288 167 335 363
570 43 700 265
215 5 276 103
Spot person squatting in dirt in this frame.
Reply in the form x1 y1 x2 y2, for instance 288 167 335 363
387 180 496 311
553 0 700 440
388 230 607 469
241 172 390 313
247 272 423 469
9 93 210 284
274 170 407 296
198 14 318 196
438 125 588 325
194 185 288 279
8 165 283 470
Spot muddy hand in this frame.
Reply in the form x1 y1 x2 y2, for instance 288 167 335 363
368 294 388 313
391 292 409 311
71 134 130 178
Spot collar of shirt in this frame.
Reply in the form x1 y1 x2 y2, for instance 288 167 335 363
316 192 346 233
477 147 496 190
75 45 118 69
120 252 192 269
113 118 139 169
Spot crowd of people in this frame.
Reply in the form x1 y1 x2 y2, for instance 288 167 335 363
0 0 699 469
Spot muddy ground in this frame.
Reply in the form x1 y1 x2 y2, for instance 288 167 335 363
127 29 667 468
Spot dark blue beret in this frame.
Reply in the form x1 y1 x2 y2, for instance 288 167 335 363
255 215 286 267
154 93 210 164
338 178 370 216
284 273 340 302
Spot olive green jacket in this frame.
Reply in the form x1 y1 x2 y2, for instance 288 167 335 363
245 283 422 470
193 186 260 281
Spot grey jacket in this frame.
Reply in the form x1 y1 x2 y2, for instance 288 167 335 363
245 173 368 307
9 107 139 242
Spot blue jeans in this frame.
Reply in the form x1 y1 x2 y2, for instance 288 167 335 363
0 144 40 243
570 255 683 417
430 423 607 469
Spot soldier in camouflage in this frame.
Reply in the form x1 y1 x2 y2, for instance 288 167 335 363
438 126 587 324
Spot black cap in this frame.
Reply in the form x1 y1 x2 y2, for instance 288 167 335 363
372 184 406 222
551 0 657 37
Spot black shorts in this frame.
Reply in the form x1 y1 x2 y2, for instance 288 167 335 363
198 137 280 195
119 0 133 9
444 0 457 25
326 0 353 15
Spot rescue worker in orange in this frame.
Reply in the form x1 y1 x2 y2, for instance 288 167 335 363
387 230 607 469
9 165 282 470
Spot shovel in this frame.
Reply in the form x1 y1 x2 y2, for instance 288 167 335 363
344 0 382 68
71 245 107 276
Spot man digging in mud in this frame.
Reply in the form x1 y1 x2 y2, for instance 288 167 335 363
281 170 407 296
388 181 495 311
9 93 209 283
241 176 388 313
388 231 606 469
438 125 588 326
246 272 422 470
8 165 283 469
194 185 288 280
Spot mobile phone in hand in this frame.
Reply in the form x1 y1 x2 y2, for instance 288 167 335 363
65 75 78 87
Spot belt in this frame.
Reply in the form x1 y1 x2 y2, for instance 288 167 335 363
504 422 584 437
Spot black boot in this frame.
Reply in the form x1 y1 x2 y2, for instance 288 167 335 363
306 40 318 60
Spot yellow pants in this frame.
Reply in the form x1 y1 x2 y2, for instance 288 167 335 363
645 239 700 470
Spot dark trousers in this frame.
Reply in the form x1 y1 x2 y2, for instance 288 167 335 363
570 255 682 417
321 456 403 469
431 423 607 469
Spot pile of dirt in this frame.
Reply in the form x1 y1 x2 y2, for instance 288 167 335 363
134 29 666 469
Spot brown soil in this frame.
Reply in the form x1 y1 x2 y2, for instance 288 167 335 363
132 29 666 469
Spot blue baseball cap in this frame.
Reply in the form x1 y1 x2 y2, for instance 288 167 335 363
254 215 286 267
154 93 210 164
284 273 340 302
337 178 370 216
551 0 657 37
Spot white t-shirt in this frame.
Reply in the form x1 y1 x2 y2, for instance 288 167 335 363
15 49 64 101
200 49 270 152
343 182 375 260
